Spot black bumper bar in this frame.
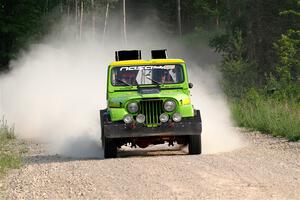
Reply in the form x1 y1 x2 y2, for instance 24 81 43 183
104 117 202 139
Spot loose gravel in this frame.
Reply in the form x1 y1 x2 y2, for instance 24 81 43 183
1 131 300 200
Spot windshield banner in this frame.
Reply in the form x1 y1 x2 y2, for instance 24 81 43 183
120 65 175 71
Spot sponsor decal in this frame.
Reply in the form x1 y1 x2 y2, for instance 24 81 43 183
120 65 175 71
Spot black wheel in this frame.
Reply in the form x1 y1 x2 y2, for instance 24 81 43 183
100 109 109 148
104 137 117 158
188 134 202 155
100 122 104 148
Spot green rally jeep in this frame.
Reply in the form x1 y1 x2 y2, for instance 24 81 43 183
100 50 202 158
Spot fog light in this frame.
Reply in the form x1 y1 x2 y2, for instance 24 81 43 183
123 114 133 124
159 113 169 123
136 114 145 123
172 113 182 122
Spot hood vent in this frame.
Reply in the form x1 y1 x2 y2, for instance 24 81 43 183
115 50 141 61
151 49 167 59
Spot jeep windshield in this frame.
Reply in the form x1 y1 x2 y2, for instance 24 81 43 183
111 64 184 86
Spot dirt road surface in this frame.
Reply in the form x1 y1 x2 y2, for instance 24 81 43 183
1 131 300 200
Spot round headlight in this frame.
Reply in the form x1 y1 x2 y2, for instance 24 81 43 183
159 113 169 123
136 114 145 124
164 100 176 112
127 102 138 113
172 113 182 122
123 114 133 124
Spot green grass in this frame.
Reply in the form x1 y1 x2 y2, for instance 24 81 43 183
0 117 20 176
231 99 300 141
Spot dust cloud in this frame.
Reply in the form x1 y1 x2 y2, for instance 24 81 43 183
0 29 107 158
188 66 246 154
0 16 245 158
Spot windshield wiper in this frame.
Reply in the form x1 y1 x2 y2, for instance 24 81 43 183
146 76 161 85
116 79 132 86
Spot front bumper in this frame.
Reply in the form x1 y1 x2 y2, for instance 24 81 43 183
103 117 202 138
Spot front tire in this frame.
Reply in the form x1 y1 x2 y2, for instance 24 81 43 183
188 135 202 155
100 109 107 148
104 137 117 158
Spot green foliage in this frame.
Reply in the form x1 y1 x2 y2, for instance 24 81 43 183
211 30 257 98
183 27 215 45
0 116 15 140
208 0 300 141
0 0 299 140
0 0 47 68
183 27 224 52
0 153 20 176
269 29 300 101
231 96 300 141
0 117 20 176
210 0 300 87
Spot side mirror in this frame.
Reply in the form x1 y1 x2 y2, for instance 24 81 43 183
188 83 193 89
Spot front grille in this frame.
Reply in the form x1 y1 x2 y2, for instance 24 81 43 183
139 99 164 125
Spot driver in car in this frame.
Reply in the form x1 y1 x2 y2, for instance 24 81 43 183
161 70 174 84
118 71 137 85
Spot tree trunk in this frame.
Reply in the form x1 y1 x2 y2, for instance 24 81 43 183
67 0 70 17
75 0 78 26
79 0 84 40
215 0 220 28
103 3 110 43
91 0 96 37
45 0 49 14
60 0 63 14
177 0 182 37
123 0 127 46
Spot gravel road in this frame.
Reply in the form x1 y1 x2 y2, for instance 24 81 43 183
1 131 300 200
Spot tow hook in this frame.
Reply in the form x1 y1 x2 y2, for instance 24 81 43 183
131 123 136 129
125 123 136 129
168 141 174 146
168 122 175 128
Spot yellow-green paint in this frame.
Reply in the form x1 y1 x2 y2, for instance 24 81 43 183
106 59 196 122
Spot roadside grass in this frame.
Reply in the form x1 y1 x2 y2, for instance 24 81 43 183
231 99 300 141
0 117 20 176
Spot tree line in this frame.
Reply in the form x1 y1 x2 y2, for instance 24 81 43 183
1 0 299 101
0 0 117 69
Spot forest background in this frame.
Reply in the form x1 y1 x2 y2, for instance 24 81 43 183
0 0 299 140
